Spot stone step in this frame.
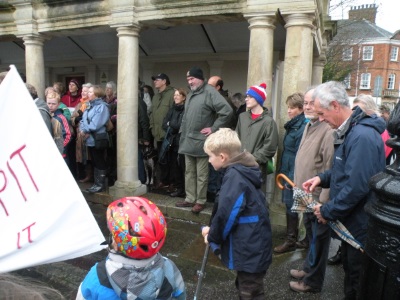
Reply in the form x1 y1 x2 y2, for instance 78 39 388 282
79 181 213 225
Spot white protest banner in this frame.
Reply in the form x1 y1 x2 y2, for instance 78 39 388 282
0 66 106 273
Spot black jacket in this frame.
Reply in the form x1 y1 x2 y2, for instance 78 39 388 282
162 103 184 151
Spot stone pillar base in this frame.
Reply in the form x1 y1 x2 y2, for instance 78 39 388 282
109 180 147 199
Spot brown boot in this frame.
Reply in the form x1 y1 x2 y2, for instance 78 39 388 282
274 213 298 253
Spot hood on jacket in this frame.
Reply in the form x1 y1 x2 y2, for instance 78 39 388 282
223 151 262 188
34 98 52 116
335 106 386 145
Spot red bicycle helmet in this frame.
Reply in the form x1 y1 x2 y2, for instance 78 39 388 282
106 197 167 259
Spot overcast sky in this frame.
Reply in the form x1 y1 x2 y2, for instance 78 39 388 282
330 0 400 33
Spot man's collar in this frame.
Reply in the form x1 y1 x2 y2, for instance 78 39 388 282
337 117 350 132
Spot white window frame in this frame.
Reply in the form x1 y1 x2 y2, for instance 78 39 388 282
363 46 374 61
390 47 398 61
342 47 353 61
360 73 371 89
343 74 351 89
387 74 396 89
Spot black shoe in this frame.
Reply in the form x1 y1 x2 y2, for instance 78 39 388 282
170 190 185 198
328 247 342 265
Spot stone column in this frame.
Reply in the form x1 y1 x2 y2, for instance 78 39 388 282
312 54 326 85
281 13 315 105
22 34 45 98
109 25 147 199
272 13 314 222
246 15 275 110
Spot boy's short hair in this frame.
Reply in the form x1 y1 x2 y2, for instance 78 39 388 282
204 128 241 156
46 90 61 103
286 92 304 109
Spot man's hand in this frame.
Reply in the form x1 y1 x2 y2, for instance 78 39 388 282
200 127 212 136
302 176 321 193
202 226 210 244
313 203 327 224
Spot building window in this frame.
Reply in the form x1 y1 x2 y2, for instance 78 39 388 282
387 74 396 89
342 47 353 61
343 74 351 89
391 47 398 61
362 46 373 60
360 73 371 89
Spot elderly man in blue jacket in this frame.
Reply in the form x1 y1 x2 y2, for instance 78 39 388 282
303 81 385 300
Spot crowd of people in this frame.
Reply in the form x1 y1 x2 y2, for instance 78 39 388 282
1 67 395 299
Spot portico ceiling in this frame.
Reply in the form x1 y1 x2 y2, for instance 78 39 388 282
0 20 287 69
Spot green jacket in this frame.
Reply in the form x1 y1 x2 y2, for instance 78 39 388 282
179 83 233 157
236 109 278 166
150 85 175 141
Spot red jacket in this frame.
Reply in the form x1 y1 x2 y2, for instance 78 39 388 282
61 91 81 107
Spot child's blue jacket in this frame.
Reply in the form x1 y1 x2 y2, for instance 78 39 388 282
207 151 272 273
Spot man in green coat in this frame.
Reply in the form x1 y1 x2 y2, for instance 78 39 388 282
176 67 233 213
150 73 175 188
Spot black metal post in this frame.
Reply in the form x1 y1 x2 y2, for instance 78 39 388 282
359 102 400 299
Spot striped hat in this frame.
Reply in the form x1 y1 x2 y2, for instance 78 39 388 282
246 83 267 106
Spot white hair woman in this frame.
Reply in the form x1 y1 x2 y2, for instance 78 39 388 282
353 94 392 163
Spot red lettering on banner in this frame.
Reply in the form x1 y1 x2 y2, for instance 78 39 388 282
0 144 39 218
7 145 39 201
0 170 8 216
17 222 36 249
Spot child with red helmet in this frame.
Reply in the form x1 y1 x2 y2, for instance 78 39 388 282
76 197 186 300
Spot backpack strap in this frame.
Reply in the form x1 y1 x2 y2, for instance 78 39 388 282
96 260 113 289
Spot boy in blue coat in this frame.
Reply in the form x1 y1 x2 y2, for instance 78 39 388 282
202 128 272 299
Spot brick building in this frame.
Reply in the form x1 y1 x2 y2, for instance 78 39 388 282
329 4 400 109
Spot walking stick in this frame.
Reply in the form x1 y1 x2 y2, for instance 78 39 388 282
193 197 220 300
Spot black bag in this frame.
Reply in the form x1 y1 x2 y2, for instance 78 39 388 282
94 132 109 149
158 128 174 165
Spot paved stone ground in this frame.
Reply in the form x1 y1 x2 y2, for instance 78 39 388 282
12 187 345 299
